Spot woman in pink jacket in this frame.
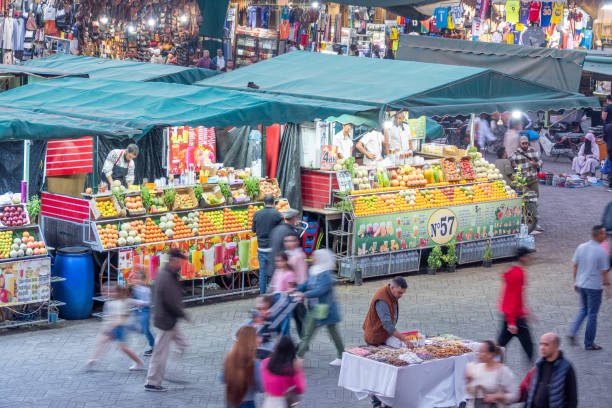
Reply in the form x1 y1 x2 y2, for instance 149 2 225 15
260 336 306 408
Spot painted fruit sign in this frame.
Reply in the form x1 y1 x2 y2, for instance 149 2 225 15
354 198 522 256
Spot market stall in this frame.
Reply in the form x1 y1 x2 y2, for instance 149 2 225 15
339 335 479 408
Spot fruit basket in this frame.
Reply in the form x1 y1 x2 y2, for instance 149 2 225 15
90 196 122 220
147 191 169 214
172 188 199 211
459 157 476 181
276 199 290 213
124 192 147 217
441 158 460 182
0 204 30 228
257 178 281 200
202 186 226 208
231 186 250 204
0 228 47 260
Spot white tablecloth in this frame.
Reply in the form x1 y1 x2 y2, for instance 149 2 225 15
338 351 476 408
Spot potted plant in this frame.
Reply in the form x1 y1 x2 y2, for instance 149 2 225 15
427 246 443 275
483 240 493 267
442 240 457 273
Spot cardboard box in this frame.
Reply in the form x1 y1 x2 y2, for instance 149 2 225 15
47 174 87 198
90 195 122 220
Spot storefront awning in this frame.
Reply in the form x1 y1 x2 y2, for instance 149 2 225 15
0 77 375 141
196 51 599 117
321 0 450 20
396 35 586 92
0 64 88 79
22 54 218 85
583 55 612 77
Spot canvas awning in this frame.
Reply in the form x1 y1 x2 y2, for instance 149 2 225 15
583 55 612 78
396 35 586 92
0 77 374 141
22 54 218 84
0 64 88 79
197 51 599 118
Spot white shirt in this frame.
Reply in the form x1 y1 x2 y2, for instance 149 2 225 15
360 130 385 166
465 362 519 407
215 56 226 71
387 123 412 154
332 131 353 159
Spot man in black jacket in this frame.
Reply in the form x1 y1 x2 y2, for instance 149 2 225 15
252 194 282 293
268 208 300 275
525 333 577 408
145 249 189 392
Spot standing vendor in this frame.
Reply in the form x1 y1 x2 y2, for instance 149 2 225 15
102 144 139 188
332 123 353 159
385 112 413 164
356 129 388 166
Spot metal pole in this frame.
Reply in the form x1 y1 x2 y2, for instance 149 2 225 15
23 140 31 200
261 126 267 178
469 113 476 148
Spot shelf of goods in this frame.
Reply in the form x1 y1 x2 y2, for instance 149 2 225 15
0 204 54 328
335 156 523 280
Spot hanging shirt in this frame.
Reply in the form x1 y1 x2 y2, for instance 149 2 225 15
407 19 420 33
583 29 593 50
434 8 449 29
519 2 530 24
540 2 553 27
550 2 563 25
507 31 514 44
493 30 503 43
447 14 455 29
529 1 541 22
506 1 520 23
451 6 464 25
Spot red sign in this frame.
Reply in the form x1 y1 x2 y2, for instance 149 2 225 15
168 126 216 176
45 137 93 176
320 145 338 170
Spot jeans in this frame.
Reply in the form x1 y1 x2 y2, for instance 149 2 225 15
135 307 155 348
570 287 603 347
257 251 271 294
497 316 533 361
297 311 344 359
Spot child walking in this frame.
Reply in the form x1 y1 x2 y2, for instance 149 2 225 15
270 253 296 294
129 269 155 356
86 284 144 371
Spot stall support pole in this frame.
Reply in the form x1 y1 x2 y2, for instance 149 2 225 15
261 126 267 178
92 136 99 193
469 113 476 148
22 140 30 201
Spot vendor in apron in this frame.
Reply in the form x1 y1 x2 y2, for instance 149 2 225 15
101 144 139 188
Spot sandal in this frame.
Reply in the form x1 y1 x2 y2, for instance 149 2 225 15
586 344 603 350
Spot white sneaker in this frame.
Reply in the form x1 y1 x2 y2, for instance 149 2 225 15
129 362 145 371
85 359 98 371
329 358 342 367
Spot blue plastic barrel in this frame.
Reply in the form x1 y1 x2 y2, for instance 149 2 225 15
52 246 94 320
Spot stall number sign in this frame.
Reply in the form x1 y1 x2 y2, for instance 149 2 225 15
336 170 354 192
428 208 457 245
320 145 338 170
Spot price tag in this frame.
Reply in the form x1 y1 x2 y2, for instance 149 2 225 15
320 145 338 170
336 170 354 192
427 208 457 245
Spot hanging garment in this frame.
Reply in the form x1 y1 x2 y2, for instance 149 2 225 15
522 25 546 46
507 30 514 44
583 29 593 49
12 16 25 51
451 6 464 25
493 30 502 42
519 1 530 24
434 8 449 29
447 14 455 30
528 1 541 23
0 17 4 49
3 17 14 50
540 2 553 27
506 1 520 23
551 2 564 25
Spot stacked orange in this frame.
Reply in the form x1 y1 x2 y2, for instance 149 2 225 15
199 212 220 236
143 218 168 243
247 205 256 230
97 224 119 249
125 196 145 212
172 214 194 239
223 208 244 232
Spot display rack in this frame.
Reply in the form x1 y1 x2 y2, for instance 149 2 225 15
234 33 286 67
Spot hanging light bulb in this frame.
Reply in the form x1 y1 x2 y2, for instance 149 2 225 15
511 110 522 119
311 2 319 8
100 16 109 25
128 25 136 33
147 18 156 27
179 14 188 23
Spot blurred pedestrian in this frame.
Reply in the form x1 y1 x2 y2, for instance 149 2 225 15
129 269 155 356
86 284 144 371
270 252 295 294
261 336 306 408
144 249 190 392
223 326 262 408
464 340 519 407
295 249 344 367
284 234 307 335
497 247 534 361
252 194 282 294
568 225 610 350
524 333 577 408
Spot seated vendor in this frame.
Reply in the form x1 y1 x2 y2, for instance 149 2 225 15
333 123 354 160
362 277 412 348
386 112 413 163
356 129 389 166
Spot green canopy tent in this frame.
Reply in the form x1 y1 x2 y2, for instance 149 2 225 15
396 35 586 92
22 53 218 85
0 77 375 141
196 51 598 119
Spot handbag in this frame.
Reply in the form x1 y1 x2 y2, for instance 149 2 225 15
283 386 300 407
312 303 329 320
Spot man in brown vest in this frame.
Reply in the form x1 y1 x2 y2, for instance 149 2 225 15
363 277 412 348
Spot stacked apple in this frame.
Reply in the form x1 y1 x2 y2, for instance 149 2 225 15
459 158 475 180
1 205 28 227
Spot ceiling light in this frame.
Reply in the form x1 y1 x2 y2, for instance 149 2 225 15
602 3 612 9
511 110 522 119
147 18 156 27
179 14 188 23
311 2 319 8
100 16 109 24
128 25 136 33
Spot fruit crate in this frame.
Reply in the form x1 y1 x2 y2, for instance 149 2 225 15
0 204 30 228
256 178 281 200
147 190 169 214
459 157 476 181
441 158 461 182
124 191 147 217
201 186 226 208
172 187 198 211
90 196 122 220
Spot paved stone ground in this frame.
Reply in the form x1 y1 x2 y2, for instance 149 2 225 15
2 157 612 408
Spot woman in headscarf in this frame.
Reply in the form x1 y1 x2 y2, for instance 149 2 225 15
572 133 600 176
295 249 345 367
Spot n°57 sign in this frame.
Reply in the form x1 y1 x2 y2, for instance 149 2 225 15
428 208 457 245
320 145 339 170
